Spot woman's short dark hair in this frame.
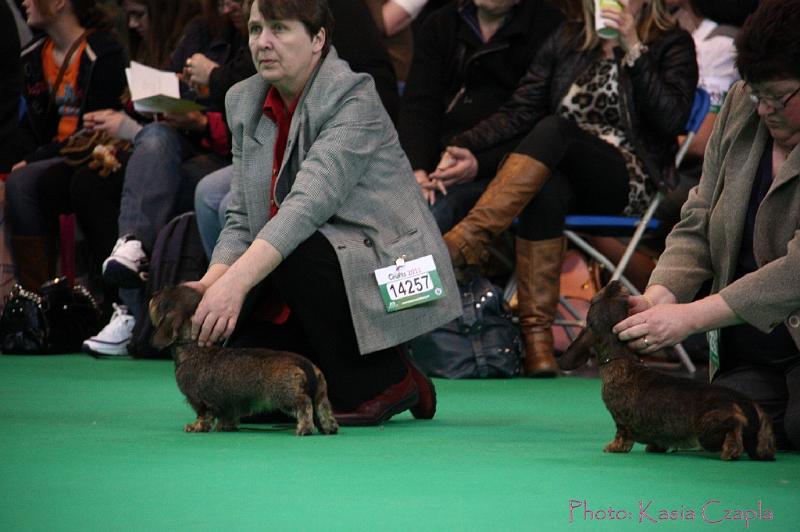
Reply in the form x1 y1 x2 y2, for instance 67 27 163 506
735 0 800 83
256 0 334 55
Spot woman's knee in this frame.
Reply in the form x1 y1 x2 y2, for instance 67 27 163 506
194 166 232 213
534 115 571 137
516 116 574 167
5 164 48 232
133 122 181 154
5 167 36 202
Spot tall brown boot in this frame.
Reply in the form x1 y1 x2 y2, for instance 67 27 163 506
10 236 55 290
444 153 551 267
516 236 566 377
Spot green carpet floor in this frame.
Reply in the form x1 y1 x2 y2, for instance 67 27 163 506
0 355 797 532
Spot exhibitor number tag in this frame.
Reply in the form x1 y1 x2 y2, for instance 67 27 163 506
374 255 445 313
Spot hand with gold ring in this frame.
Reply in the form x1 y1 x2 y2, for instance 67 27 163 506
614 300 712 354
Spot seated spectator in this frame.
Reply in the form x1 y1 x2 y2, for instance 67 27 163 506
435 0 697 376
82 0 249 356
1 0 23 174
6 0 127 290
653 0 757 228
189 0 460 425
192 0 400 258
588 0 751 293
183 0 399 118
364 0 417 83
614 0 800 450
399 0 563 232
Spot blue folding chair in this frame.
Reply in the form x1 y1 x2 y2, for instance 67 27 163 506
506 88 711 374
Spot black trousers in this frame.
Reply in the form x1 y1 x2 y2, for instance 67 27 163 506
514 116 631 241
714 362 800 450
228 231 406 411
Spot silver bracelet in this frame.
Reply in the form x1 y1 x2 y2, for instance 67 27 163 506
623 42 649 68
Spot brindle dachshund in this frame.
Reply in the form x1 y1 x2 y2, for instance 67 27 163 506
149 285 338 436
558 281 774 461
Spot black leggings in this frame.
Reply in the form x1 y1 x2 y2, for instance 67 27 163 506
514 116 631 241
228 232 407 411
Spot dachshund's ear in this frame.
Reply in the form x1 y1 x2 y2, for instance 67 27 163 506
558 327 595 370
151 310 179 349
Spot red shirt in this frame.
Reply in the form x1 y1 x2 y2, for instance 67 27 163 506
262 86 300 218
257 86 300 325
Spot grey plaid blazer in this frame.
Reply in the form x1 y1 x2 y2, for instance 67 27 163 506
212 48 461 354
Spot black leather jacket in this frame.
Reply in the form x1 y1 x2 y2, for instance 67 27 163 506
19 31 127 162
399 0 563 178
452 21 698 189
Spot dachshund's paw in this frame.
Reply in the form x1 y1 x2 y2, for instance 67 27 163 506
184 421 211 432
319 421 339 435
295 421 313 436
720 446 742 461
215 421 239 432
604 440 633 453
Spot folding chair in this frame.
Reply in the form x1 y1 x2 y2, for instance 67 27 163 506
505 88 711 374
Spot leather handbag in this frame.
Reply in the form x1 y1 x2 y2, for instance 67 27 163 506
0 277 102 354
409 272 522 378
0 285 47 354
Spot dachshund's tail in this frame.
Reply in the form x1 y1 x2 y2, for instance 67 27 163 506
310 367 338 434
743 402 776 461
295 356 319 405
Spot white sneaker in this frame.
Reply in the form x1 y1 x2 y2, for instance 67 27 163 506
102 235 149 288
82 304 136 357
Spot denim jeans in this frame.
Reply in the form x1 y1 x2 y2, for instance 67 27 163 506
119 123 228 251
194 164 233 258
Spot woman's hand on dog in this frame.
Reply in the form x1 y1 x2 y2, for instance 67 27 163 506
614 290 742 354
189 240 284 347
190 275 247 347
614 303 697 354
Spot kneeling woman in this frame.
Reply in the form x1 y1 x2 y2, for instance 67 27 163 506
188 0 460 425
432 0 697 376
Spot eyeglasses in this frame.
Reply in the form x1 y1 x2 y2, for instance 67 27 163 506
748 84 800 111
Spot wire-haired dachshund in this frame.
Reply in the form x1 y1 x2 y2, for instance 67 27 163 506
558 281 774 461
149 285 338 436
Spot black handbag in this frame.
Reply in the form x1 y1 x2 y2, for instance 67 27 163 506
0 277 102 354
409 273 522 378
0 285 47 354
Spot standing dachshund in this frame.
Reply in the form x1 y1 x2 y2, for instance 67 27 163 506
149 285 338 436
558 281 774 460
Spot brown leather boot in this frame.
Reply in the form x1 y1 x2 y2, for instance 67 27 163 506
11 236 55 290
444 153 550 267
516 236 566 377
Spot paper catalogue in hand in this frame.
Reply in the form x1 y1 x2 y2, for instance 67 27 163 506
125 61 206 114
